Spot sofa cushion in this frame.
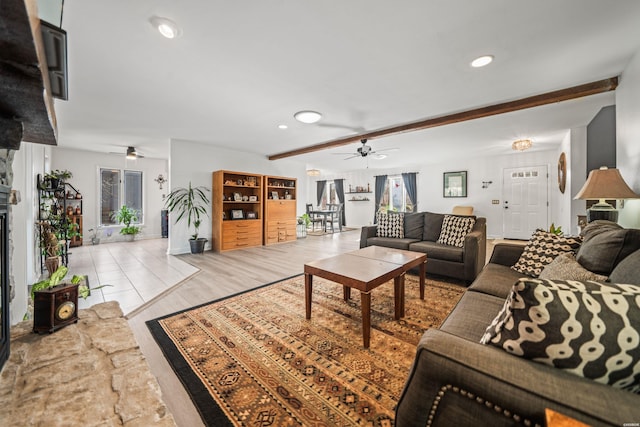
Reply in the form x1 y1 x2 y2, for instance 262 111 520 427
608 249 640 285
538 252 607 282
409 241 464 263
481 278 640 393
422 212 445 242
576 222 640 275
365 237 419 250
437 215 476 248
375 211 404 238
511 229 582 277
403 212 424 240
439 291 505 341
468 263 524 299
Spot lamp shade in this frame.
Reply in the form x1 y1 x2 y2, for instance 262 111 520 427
574 167 640 201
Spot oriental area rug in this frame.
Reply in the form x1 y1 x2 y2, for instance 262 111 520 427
147 274 465 427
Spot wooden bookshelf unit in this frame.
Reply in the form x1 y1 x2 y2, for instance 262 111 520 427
212 170 263 252
263 175 297 245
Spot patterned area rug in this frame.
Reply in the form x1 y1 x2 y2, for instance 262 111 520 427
147 274 465 427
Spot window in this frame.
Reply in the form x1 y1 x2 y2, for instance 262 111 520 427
100 168 143 226
380 175 414 213
320 181 336 208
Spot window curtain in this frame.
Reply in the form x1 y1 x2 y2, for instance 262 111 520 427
402 172 417 212
374 175 387 223
316 180 326 207
334 179 345 226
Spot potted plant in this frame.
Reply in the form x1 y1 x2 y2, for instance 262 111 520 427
165 182 210 254
297 213 310 238
111 205 141 241
31 265 110 301
38 221 61 276
88 227 101 245
44 169 73 189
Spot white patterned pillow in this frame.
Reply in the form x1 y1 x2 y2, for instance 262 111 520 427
511 229 582 277
376 212 404 238
481 278 640 393
436 215 476 247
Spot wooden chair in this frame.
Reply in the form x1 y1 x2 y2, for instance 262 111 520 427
326 203 343 233
306 203 324 231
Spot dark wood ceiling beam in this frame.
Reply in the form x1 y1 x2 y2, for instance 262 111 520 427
268 77 618 161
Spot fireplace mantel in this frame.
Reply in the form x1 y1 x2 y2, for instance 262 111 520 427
0 0 58 148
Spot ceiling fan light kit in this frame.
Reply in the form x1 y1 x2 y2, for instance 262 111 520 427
126 146 144 159
294 111 322 124
149 16 182 39
471 55 494 68
512 139 533 151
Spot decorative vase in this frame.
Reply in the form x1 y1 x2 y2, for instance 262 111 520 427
123 234 135 242
189 238 207 254
45 256 60 277
91 237 100 245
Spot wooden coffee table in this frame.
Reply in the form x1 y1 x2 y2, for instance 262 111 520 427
304 246 427 348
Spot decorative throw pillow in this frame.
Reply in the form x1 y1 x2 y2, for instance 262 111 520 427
576 224 640 276
511 229 582 277
481 278 640 393
436 215 476 247
538 253 607 282
375 212 404 238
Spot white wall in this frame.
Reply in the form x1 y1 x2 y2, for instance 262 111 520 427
167 139 306 254
312 149 559 238
616 49 640 228
51 147 168 241
570 127 588 234
10 143 49 324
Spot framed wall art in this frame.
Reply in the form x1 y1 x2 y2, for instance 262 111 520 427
246 211 258 219
443 171 467 198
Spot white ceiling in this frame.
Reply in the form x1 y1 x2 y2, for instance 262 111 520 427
52 0 640 172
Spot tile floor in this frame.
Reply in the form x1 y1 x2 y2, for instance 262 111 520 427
66 238 199 315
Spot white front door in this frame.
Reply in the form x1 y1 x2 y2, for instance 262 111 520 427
502 166 548 239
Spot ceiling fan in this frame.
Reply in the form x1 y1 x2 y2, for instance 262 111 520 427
109 146 145 159
333 139 397 160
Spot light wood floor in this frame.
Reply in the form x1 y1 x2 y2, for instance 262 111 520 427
127 230 363 427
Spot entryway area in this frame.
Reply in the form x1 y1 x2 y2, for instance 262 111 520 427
69 239 198 315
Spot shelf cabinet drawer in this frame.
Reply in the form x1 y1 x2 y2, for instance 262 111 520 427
222 220 262 250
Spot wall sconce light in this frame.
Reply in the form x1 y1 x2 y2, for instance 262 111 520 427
154 174 167 189
482 181 493 189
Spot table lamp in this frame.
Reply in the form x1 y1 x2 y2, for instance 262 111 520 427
574 166 639 222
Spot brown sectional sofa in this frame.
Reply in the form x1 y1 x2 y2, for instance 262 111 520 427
359 212 486 282
395 222 640 427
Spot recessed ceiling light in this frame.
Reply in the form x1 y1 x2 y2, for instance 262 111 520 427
278 124 288 129
294 111 322 124
471 55 494 68
150 16 182 39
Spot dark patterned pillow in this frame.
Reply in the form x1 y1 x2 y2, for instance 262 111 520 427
481 278 640 393
436 215 476 247
511 229 582 277
376 212 404 238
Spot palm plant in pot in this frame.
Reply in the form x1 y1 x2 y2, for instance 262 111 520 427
165 182 210 254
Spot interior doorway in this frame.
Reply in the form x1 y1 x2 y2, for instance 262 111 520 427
502 166 549 239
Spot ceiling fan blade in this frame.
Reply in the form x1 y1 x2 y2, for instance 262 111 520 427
344 154 359 160
332 152 357 155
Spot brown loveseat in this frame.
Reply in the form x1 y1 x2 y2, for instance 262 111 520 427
360 212 486 282
395 221 640 427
